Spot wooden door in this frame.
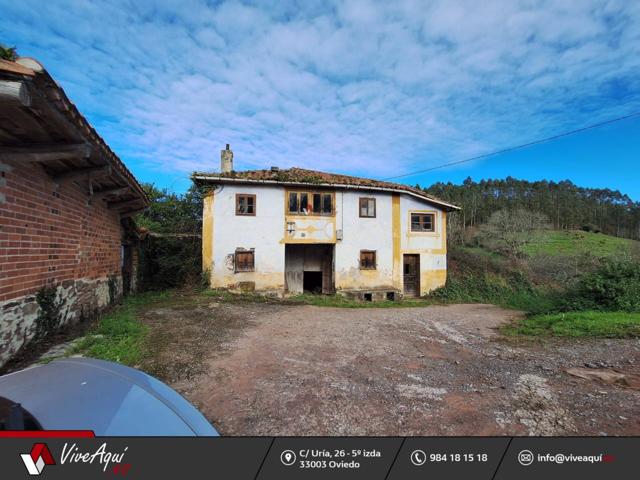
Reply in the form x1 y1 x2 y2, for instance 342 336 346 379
285 246 304 293
403 254 420 297
321 246 334 294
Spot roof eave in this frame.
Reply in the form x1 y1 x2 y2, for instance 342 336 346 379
0 58 149 207
191 174 460 211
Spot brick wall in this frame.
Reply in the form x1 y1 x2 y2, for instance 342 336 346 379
0 159 125 365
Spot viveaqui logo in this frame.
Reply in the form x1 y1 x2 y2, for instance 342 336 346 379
21 443 56 476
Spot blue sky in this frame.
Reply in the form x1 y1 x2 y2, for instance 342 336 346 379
2 1 640 198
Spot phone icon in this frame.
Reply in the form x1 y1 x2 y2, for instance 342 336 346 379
411 449 427 466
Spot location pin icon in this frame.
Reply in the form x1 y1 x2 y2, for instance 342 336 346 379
281 450 296 466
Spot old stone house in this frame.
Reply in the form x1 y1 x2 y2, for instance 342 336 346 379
0 58 148 366
193 146 459 300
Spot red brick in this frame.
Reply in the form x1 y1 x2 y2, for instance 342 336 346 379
0 160 124 300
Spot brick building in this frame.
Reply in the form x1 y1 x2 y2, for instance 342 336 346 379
0 57 148 366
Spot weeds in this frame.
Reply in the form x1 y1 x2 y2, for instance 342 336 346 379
71 291 171 366
439 246 640 338
503 311 640 338
34 286 63 341
288 293 434 308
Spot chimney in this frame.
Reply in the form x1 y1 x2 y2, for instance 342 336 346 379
220 144 233 173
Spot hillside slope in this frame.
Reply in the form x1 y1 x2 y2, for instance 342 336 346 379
521 230 639 258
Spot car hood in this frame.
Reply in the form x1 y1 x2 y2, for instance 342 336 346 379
0 358 218 436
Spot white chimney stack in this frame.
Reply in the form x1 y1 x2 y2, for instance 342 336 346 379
221 144 233 173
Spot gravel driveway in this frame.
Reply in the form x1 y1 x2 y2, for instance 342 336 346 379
140 299 640 436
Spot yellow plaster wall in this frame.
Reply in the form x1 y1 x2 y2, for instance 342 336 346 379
202 193 214 285
335 268 395 291
420 269 447 295
210 272 285 291
392 194 402 288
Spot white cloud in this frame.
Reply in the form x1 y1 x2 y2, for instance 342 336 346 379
2 0 640 182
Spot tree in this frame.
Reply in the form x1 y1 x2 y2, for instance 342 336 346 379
478 208 550 257
135 183 204 234
134 183 206 290
425 177 640 241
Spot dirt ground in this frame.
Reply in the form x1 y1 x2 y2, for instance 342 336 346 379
139 296 640 436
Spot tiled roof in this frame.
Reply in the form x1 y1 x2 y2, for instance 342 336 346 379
0 58 36 76
0 57 148 206
192 167 460 210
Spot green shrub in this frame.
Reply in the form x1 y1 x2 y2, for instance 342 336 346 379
430 273 558 313
564 259 640 312
0 45 17 61
138 236 201 290
430 246 565 313
581 224 601 234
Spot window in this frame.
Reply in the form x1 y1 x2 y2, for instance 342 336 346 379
322 194 332 215
287 191 334 216
236 194 256 216
360 250 376 270
411 213 435 232
359 197 376 218
299 193 309 214
235 249 255 272
288 192 298 213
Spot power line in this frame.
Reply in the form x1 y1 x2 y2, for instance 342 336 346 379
382 110 640 181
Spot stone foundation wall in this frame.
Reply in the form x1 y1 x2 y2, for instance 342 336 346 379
0 275 122 365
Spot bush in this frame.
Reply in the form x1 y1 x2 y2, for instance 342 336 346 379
138 236 202 290
431 273 559 314
581 223 601 234
477 208 550 257
564 259 640 312
430 247 562 313
527 252 601 286
0 45 17 61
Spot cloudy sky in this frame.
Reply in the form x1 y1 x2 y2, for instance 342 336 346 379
2 0 640 197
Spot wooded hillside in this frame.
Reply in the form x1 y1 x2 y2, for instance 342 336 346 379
425 177 640 240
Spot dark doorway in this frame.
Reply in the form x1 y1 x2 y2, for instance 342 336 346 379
285 244 334 294
403 254 420 297
121 243 133 295
303 271 323 293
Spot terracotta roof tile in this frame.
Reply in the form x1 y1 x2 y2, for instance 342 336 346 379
193 167 459 210
0 58 36 76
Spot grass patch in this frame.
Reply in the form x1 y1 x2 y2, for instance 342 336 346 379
503 310 640 338
200 289 435 308
71 291 172 366
288 293 434 308
201 289 435 308
522 230 638 258
199 288 283 304
458 245 505 260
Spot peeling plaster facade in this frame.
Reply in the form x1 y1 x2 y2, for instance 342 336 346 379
201 181 453 299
